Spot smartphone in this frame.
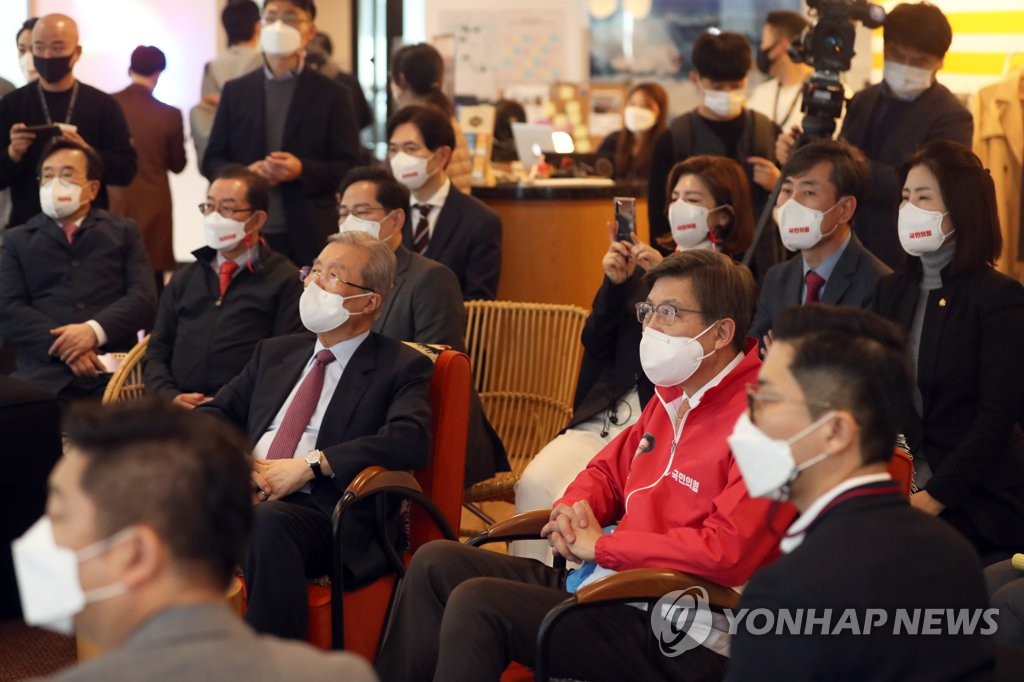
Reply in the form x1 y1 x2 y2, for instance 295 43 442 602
21 124 62 136
614 197 636 244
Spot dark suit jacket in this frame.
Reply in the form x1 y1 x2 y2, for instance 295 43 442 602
841 83 973 268
109 83 187 271
200 332 433 585
202 68 361 265
874 265 1024 548
0 208 156 394
372 245 509 484
402 185 502 301
750 233 890 342
728 483 995 682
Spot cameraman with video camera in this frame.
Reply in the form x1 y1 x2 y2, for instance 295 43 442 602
777 2 972 269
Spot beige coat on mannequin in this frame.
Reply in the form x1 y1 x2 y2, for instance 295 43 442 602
973 70 1024 279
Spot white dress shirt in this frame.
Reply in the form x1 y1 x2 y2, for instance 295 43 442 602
410 176 451 244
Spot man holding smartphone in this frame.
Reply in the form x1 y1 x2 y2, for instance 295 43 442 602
0 13 136 228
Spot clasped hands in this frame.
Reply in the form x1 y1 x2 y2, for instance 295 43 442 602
541 499 603 563
49 323 103 377
251 458 312 505
248 151 302 186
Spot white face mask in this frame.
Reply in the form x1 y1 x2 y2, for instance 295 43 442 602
703 88 745 118
777 197 841 252
728 411 837 501
39 178 84 220
390 152 433 191
203 211 248 251
883 60 934 101
898 202 953 257
260 20 303 57
638 322 717 388
338 212 395 240
623 105 657 133
299 282 372 334
12 516 132 635
668 200 726 250
19 51 37 82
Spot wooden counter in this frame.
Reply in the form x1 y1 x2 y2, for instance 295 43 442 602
475 183 650 310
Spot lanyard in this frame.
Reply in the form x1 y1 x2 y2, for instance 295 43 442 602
773 81 802 127
784 481 902 540
37 80 79 126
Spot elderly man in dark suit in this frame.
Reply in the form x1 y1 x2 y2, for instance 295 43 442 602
202 0 361 266
200 230 433 641
750 138 890 345
0 138 156 401
337 165 509 486
109 45 187 284
727 305 994 681
387 105 502 301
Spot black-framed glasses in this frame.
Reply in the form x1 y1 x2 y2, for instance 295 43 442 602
199 202 255 218
745 383 832 415
635 302 703 326
299 265 376 294
261 12 307 28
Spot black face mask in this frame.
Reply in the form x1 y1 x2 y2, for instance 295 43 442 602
756 43 778 76
33 54 74 84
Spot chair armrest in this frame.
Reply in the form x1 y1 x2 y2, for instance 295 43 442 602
575 567 740 610
467 509 550 546
345 465 422 499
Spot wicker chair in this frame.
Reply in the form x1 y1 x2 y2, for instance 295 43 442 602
101 335 150 405
463 301 588 524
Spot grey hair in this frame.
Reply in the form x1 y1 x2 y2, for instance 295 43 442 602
326 231 397 303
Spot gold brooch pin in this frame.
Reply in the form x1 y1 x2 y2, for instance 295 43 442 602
938 298 947 307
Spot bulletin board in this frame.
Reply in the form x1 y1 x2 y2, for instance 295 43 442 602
424 0 588 101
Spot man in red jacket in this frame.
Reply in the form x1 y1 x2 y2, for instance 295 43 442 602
376 250 796 682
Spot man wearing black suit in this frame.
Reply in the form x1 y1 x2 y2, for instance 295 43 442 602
750 139 890 345
337 166 509 485
387 105 502 301
200 230 433 640
727 305 994 681
0 139 156 401
202 0 361 266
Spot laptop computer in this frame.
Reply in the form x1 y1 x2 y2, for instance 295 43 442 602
511 122 556 169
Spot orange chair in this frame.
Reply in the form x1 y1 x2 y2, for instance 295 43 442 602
307 343 471 656
888 447 914 498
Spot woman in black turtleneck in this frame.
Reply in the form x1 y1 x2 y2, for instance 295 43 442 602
873 140 1024 564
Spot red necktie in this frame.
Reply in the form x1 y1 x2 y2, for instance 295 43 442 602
804 270 826 304
62 222 77 244
266 349 337 460
412 204 433 254
219 260 239 298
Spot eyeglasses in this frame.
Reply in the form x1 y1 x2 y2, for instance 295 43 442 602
199 202 255 218
635 302 704 327
262 12 307 28
39 169 82 183
337 206 387 220
299 265 377 294
745 383 832 415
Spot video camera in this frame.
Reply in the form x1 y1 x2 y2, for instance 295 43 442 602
788 0 886 142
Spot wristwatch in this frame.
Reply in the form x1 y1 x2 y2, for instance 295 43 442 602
304 450 324 479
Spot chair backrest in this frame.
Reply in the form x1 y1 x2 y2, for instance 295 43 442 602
402 343 471 546
463 301 588 477
101 335 150 405
888 447 914 499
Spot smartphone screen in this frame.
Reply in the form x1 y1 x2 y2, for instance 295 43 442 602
614 197 636 244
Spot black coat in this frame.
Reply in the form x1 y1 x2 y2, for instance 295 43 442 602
0 208 156 394
728 483 995 682
569 271 653 430
202 68 361 265
402 185 503 301
874 265 1024 549
143 244 303 399
841 83 973 268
